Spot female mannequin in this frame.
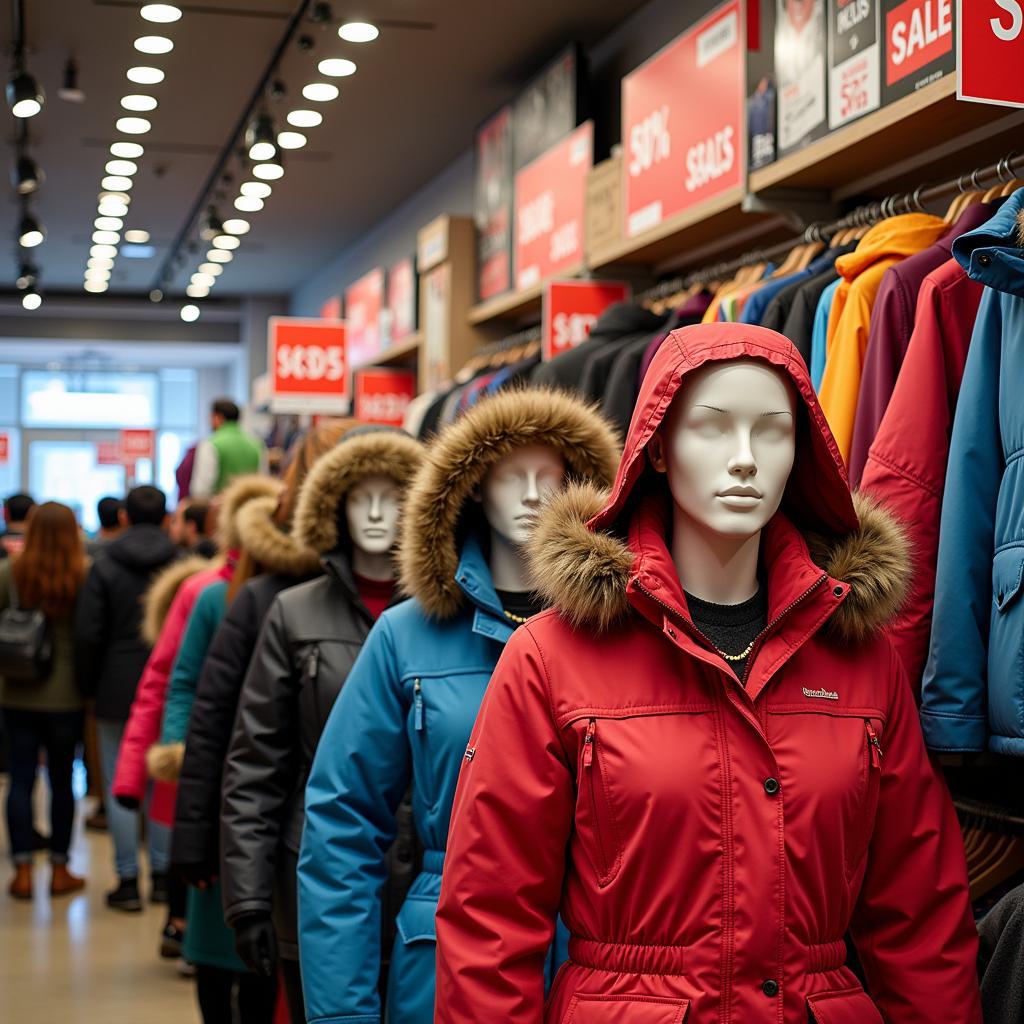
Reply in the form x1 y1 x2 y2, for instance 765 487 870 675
297 390 619 1024
435 323 982 1023
217 428 423 1024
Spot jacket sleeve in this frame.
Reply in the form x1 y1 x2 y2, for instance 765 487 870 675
920 290 1001 751
189 439 218 499
172 585 258 867
850 642 982 1023
220 596 298 924
161 587 221 744
435 626 573 1023
73 562 109 698
298 614 411 1024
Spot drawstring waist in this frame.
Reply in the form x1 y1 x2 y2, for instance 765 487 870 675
422 849 445 876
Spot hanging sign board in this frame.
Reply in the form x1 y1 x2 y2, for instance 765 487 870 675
345 268 385 368
353 368 417 427
513 120 593 291
475 106 514 301
0 433 8 465
958 0 1024 107
96 440 122 466
622 1 744 239
829 0 882 128
268 316 349 413
387 257 417 344
320 295 341 320
882 0 954 102
120 429 155 462
542 280 632 362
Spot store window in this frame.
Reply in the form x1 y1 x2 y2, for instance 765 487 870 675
21 371 158 429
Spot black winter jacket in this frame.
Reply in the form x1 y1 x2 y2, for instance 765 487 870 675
74 525 178 720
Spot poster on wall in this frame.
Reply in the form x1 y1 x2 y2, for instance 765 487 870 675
775 0 828 154
957 0 1024 108
882 0 954 103
829 0 882 128
748 0 778 169
422 264 449 393
387 257 417 344
512 45 581 172
542 280 631 361
344 268 385 368
474 106 513 302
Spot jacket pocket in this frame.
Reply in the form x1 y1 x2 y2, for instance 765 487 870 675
578 718 623 888
844 718 883 882
561 993 689 1024
989 546 1024 740
806 987 883 1023
411 678 439 811
394 893 436 946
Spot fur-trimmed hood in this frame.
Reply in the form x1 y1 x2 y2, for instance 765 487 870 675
217 474 283 551
235 494 321 578
399 388 621 619
527 323 910 643
141 555 216 646
292 428 424 554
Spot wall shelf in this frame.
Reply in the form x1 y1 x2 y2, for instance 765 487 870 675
468 262 584 327
358 332 421 367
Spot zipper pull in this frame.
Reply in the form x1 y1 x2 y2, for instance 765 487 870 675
582 719 596 768
306 647 319 682
413 678 423 732
866 721 883 768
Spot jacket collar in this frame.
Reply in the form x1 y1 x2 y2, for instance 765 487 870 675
953 188 1024 297
454 534 515 645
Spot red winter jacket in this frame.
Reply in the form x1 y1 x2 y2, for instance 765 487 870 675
435 323 980 1024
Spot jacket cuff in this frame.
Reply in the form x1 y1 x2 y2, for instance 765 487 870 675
919 708 987 752
224 897 272 926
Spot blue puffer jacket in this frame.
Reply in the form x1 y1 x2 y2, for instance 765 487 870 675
921 190 1024 755
297 388 621 1024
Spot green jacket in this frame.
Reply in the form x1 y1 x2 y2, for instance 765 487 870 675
210 422 264 494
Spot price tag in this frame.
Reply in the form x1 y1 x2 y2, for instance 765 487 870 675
542 279 632 361
268 317 349 413
958 0 1024 107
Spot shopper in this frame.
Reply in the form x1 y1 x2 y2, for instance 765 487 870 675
0 502 87 899
85 496 124 558
74 484 178 911
170 499 217 558
1 493 35 558
189 398 266 499
434 324 982 1023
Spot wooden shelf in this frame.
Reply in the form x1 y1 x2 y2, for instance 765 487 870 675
468 262 584 326
356 332 421 368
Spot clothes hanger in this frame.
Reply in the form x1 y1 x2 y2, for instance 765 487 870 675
998 153 1023 196
981 157 1008 203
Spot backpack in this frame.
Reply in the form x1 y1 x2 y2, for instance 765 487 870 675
0 572 53 682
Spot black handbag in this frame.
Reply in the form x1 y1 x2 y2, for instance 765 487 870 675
0 573 53 682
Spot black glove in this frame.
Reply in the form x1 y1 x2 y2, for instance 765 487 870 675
175 860 219 890
232 912 278 977
114 794 140 810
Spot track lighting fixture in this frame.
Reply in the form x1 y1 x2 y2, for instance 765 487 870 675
200 206 225 241
59 58 85 102
311 3 332 24
116 116 152 134
180 303 200 322
134 36 174 55
13 153 42 195
149 288 164 303
270 79 287 101
127 66 164 86
223 218 250 235
207 249 232 263
287 109 322 128
277 131 306 150
21 287 42 310
302 82 339 102
318 58 356 78
18 212 44 247
246 113 278 162
140 4 182 23
111 141 145 159
338 22 379 43
297 35 314 52
16 262 38 290
124 229 150 244
234 195 264 213
212 234 240 251
252 156 284 181
7 70 44 118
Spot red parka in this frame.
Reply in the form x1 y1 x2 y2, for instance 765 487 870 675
435 323 980 1024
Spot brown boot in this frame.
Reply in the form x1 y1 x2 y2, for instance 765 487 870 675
9 864 33 900
50 863 85 897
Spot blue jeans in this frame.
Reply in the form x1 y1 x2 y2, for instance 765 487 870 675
96 718 170 880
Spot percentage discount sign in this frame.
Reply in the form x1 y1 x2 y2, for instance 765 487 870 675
628 105 671 178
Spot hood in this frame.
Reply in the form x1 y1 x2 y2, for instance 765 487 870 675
835 212 947 281
399 388 621 620
528 323 909 642
587 301 666 341
141 554 219 646
234 494 320 579
292 429 423 555
217 474 284 551
952 188 1024 297
107 524 178 573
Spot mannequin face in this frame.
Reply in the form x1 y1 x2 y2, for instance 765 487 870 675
344 475 401 555
650 360 797 541
478 444 567 548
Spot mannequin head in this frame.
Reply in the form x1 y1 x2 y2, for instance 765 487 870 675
344 473 402 579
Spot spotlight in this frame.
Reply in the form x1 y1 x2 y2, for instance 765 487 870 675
140 4 182 22
269 79 287 101
149 288 164 303
223 218 250 235
240 181 272 199
198 262 223 276
13 154 43 195
93 230 121 245
338 21 379 42
106 159 138 177
134 36 174 54
207 248 233 263
22 288 42 310
124 229 150 243
95 217 123 231
246 113 278 162
191 272 215 287
88 257 114 270
91 244 118 259
212 234 240 250
200 206 224 241
18 213 44 247
121 94 158 112
318 58 356 77
287 109 322 128
59 59 85 102
111 141 144 159
302 82 339 102
7 71 44 118
85 268 111 282
311 3 333 24
116 116 152 134
102 175 134 192
99 191 131 203
180 303 200 322
234 195 263 212
297 34 314 51
98 199 129 218
84 280 108 294
277 131 307 150
16 262 38 290
186 284 209 298
127 66 164 85
252 159 284 181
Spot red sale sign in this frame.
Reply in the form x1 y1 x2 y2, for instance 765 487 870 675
268 316 349 413
542 279 632 361
0 433 8 465
120 429 155 462
958 0 1024 106
354 368 417 427
345 268 385 367
622 0 744 239
97 441 122 466
514 121 593 291
387 258 417 344
320 295 341 320
886 0 953 85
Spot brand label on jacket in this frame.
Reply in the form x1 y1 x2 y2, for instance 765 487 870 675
802 686 840 700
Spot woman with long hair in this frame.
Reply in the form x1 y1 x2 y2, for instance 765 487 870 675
0 501 88 899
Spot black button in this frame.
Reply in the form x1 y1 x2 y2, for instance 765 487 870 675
998 591 1005 604
764 777 780 796
762 979 780 998
832 585 844 597
978 253 992 267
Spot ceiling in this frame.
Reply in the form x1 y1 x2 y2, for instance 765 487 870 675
2 0 643 299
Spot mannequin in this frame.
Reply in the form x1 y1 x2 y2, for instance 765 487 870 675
297 390 619 1024
434 324 982 1024
218 429 423 1024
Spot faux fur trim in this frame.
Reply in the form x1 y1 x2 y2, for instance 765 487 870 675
146 742 184 783
217 474 283 552
1017 208 1024 247
528 486 909 643
141 556 217 646
292 432 424 554
235 495 320 577
399 389 621 619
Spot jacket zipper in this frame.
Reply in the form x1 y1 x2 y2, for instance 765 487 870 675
306 646 323 722
582 718 611 881
865 719 883 769
413 678 424 732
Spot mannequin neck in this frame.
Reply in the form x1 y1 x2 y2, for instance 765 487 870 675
487 529 531 592
350 546 395 583
671 511 761 606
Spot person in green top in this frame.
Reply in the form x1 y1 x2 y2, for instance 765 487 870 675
189 398 266 499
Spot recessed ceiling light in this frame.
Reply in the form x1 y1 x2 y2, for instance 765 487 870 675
212 234 240 250
287 109 322 128
246 113 277 162
85 268 111 281
116 116 151 134
277 131 306 150
180 303 200 322
122 94 158 112
338 21 379 42
198 262 223 276
90 243 118 259
318 58 357 78
301 82 339 102
134 35 174 54
191 272 215 287
98 199 129 216
84 280 108 294
252 162 284 181
105 159 138 176
93 230 120 245
140 4 182 22
99 190 130 203
7 71 44 118
239 181 272 199
110 141 144 159
207 248 232 263
186 284 209 299
94 216 123 231
18 214 44 247
124 229 150 243
88 256 114 269
102 175 134 192
223 218 250 235
127 66 165 86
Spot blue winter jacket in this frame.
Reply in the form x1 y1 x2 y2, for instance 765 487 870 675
920 189 1024 755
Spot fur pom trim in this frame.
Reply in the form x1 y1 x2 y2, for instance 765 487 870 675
141 556 217 645
235 495 320 578
217 474 283 552
398 388 621 619
146 742 184 783
292 431 424 554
